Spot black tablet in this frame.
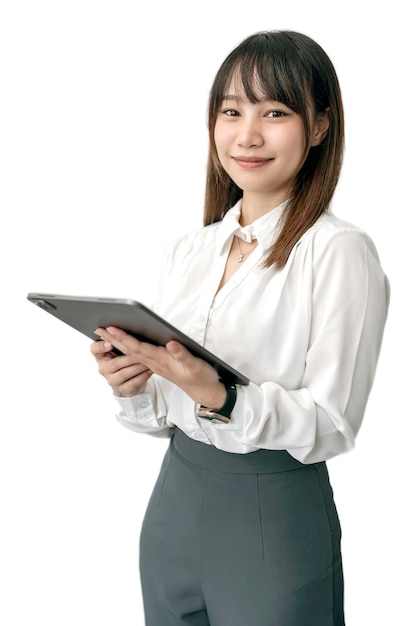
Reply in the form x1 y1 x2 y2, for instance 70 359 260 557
27 293 250 386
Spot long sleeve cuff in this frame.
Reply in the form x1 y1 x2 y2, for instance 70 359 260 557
113 378 172 438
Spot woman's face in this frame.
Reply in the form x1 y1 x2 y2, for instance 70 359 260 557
214 74 325 208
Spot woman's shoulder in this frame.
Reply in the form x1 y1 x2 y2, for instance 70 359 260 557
290 212 388 278
162 221 222 263
300 211 380 258
310 211 367 236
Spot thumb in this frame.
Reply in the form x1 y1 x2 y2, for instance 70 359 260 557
166 341 186 359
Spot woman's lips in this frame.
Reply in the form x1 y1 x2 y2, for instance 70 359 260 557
232 156 273 169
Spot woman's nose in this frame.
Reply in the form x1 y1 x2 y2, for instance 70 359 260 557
237 118 264 148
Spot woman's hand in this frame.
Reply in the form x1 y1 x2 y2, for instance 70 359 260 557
90 335 153 398
92 326 227 408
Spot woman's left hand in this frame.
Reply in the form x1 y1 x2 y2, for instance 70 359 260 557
95 326 227 409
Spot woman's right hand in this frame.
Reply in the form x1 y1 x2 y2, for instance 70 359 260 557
90 337 153 398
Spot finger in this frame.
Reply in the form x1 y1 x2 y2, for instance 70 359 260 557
165 341 186 361
100 326 161 365
90 338 114 356
108 363 153 387
112 369 153 397
165 340 219 387
98 326 141 354
165 340 192 362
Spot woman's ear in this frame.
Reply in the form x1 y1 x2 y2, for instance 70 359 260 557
311 107 330 146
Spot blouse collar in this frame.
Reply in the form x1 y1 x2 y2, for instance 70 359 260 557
217 199 289 254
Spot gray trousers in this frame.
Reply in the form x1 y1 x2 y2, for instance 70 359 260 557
139 428 344 625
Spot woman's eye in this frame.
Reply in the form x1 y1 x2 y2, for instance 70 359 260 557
267 110 287 118
222 108 239 117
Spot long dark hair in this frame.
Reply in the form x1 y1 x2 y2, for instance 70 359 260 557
204 30 344 270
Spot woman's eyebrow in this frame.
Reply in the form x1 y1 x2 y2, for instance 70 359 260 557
222 94 286 105
221 94 242 102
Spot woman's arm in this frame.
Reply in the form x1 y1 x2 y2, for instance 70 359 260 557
203 229 390 463
92 330 227 408
91 329 228 436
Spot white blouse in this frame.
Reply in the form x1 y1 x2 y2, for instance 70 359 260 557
115 201 390 464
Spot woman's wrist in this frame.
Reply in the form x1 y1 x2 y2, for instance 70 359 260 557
196 380 227 410
197 380 237 423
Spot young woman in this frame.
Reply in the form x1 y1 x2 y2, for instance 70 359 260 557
91 30 389 625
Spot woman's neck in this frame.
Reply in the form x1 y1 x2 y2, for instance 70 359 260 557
239 191 289 226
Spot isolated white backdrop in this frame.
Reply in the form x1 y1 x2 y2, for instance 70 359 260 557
1 1 414 624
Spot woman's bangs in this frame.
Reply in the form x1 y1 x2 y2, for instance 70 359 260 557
225 55 300 112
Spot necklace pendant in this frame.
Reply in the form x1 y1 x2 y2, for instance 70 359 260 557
237 253 244 263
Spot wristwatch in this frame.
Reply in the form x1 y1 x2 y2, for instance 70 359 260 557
197 380 237 424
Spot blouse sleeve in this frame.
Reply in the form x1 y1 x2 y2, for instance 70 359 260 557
114 375 175 438
205 228 390 463
113 241 178 439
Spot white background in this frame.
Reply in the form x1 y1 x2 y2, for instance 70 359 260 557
1 1 415 624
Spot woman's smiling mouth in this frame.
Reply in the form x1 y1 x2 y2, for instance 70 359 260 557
232 156 274 168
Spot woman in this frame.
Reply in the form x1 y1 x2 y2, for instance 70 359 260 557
91 30 389 625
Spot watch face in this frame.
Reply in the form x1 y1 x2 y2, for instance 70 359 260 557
197 408 231 424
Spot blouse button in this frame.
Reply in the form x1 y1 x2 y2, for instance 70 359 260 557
138 400 150 409
192 430 207 442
